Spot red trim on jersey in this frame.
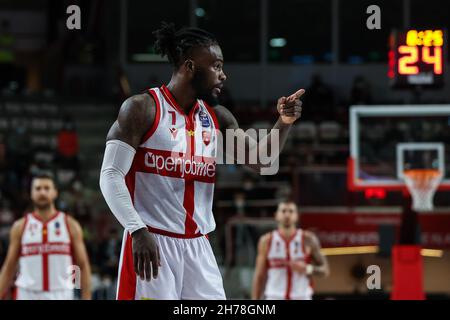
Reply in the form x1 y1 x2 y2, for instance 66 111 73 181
265 232 274 268
183 180 197 234
161 85 185 115
117 233 136 300
141 89 161 142
18 214 29 258
64 214 73 242
284 238 293 300
183 108 199 234
277 229 297 300
202 101 220 131
147 226 204 238
31 211 59 224
63 214 75 266
160 85 201 118
42 222 49 292
278 229 297 244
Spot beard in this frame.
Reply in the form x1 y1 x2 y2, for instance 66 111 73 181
192 67 220 106
33 200 52 211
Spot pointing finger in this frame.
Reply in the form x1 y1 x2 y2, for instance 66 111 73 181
289 89 305 100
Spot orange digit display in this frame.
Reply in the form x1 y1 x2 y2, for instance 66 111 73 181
390 29 445 88
398 46 419 75
422 47 443 74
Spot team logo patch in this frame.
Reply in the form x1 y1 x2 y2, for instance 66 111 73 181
199 111 211 128
294 241 299 254
55 221 61 236
169 127 178 139
202 130 211 146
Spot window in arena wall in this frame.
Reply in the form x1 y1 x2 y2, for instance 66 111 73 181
268 0 332 64
197 0 260 62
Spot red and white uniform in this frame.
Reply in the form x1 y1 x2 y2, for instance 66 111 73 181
15 212 74 300
264 229 313 300
117 85 225 300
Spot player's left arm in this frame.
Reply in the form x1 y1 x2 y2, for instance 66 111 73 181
304 231 330 277
67 216 92 300
214 89 304 174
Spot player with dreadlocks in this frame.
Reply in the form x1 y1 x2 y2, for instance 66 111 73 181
99 22 305 300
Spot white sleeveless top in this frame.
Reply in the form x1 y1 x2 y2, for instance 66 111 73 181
264 229 313 300
125 85 220 236
15 212 73 291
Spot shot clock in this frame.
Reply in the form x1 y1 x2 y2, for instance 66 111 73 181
388 29 446 88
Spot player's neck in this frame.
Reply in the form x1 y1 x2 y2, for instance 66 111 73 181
278 226 297 239
34 205 57 222
166 80 197 114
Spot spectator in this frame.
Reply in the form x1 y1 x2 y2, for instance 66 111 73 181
55 116 80 173
303 74 335 121
350 75 372 105
7 125 30 190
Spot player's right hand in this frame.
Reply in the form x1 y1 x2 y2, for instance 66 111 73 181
131 228 161 281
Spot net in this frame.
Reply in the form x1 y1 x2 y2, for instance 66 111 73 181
403 169 443 211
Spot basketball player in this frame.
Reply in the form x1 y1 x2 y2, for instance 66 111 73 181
252 201 329 300
99 22 304 300
0 174 92 300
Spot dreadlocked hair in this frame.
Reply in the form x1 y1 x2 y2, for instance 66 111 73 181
153 21 218 68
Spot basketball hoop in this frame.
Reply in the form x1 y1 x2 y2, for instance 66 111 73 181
403 169 443 212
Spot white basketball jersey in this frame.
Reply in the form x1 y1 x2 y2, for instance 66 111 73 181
264 229 313 300
15 212 73 291
125 85 220 236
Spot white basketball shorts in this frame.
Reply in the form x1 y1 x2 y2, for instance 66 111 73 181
15 288 74 300
116 230 226 300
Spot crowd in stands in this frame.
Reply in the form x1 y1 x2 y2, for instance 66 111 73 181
0 104 121 298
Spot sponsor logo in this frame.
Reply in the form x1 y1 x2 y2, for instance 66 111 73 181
21 243 71 256
169 128 178 139
144 152 216 178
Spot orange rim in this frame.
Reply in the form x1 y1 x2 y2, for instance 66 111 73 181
404 169 442 178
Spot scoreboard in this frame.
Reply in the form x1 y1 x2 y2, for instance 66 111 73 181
388 29 446 88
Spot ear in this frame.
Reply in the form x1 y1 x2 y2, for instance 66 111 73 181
184 59 195 73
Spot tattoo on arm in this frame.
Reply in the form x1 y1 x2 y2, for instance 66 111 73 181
106 93 156 149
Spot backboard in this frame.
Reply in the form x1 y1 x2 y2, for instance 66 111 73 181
348 105 450 192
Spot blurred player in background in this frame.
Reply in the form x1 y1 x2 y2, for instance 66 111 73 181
0 174 91 300
252 201 329 300
99 22 304 300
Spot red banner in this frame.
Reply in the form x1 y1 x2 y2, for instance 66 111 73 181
300 212 450 249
